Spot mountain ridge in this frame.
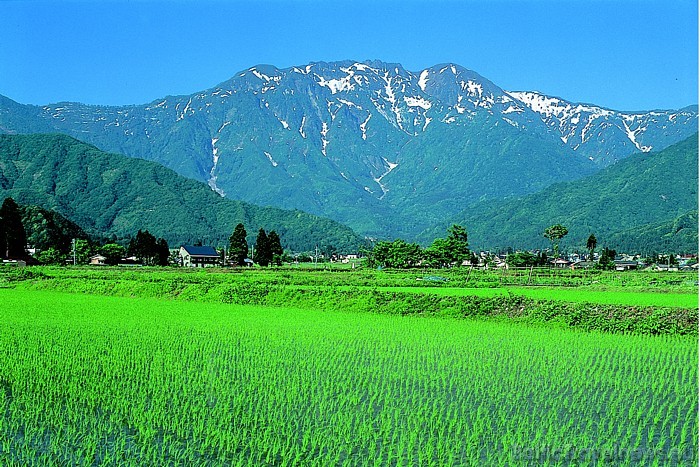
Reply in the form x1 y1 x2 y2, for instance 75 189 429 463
0 60 696 239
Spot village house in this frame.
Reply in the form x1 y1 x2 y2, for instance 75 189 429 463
179 245 220 268
89 254 107 266
613 260 638 271
552 258 572 268
571 260 596 270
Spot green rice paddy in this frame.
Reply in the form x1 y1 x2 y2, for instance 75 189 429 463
0 288 696 465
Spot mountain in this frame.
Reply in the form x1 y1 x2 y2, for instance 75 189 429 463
0 61 696 238
424 134 698 253
605 210 698 254
0 134 362 252
508 91 698 166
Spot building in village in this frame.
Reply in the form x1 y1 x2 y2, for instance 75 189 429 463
179 245 220 268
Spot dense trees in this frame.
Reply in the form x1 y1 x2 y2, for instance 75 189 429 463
0 197 27 259
268 231 284 266
586 234 597 260
367 225 470 269
101 243 126 266
506 251 537 268
425 225 470 268
127 230 169 266
598 247 617 270
369 239 423 269
0 134 363 253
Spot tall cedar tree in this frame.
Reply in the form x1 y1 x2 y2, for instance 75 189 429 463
229 223 248 266
0 198 27 259
268 230 283 265
254 228 271 266
156 238 170 266
586 234 597 260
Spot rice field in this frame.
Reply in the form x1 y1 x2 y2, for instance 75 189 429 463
0 289 696 465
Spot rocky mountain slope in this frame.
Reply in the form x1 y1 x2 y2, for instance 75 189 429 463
0 60 696 238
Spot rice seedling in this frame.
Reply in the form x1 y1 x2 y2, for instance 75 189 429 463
0 288 696 465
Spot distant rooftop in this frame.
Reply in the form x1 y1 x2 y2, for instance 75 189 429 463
181 245 219 257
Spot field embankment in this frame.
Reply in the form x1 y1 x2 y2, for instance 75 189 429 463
4 267 697 336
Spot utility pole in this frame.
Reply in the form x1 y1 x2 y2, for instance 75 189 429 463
72 238 76 265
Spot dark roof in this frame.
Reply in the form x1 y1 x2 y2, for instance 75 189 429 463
181 245 219 257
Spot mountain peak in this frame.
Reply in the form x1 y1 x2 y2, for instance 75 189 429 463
0 59 696 240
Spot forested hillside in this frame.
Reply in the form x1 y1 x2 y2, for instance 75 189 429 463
427 134 699 253
0 134 362 252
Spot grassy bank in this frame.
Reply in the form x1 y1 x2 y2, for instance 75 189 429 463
7 267 697 336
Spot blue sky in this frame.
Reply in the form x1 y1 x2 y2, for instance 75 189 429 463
1 0 697 111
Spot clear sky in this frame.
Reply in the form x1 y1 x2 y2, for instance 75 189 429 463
1 0 697 111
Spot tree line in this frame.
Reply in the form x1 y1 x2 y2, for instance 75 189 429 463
228 223 283 267
365 225 472 269
363 223 660 271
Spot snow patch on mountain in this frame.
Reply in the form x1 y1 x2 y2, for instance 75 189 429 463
320 122 329 156
418 70 430 91
373 157 398 199
503 105 524 114
177 98 193 121
250 67 281 84
360 114 371 140
208 138 225 196
337 98 362 109
299 116 306 138
507 90 664 157
315 71 355 94
263 151 279 167
622 120 652 152
404 96 432 110
462 81 483 99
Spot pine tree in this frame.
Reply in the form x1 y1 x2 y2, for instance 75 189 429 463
254 228 271 266
228 223 248 266
0 198 27 259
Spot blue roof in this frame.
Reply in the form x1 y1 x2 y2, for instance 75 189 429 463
182 245 219 256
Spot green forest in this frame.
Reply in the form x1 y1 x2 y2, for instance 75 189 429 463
0 134 362 253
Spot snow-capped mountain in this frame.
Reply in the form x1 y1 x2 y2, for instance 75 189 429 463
0 60 696 239
507 91 698 166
